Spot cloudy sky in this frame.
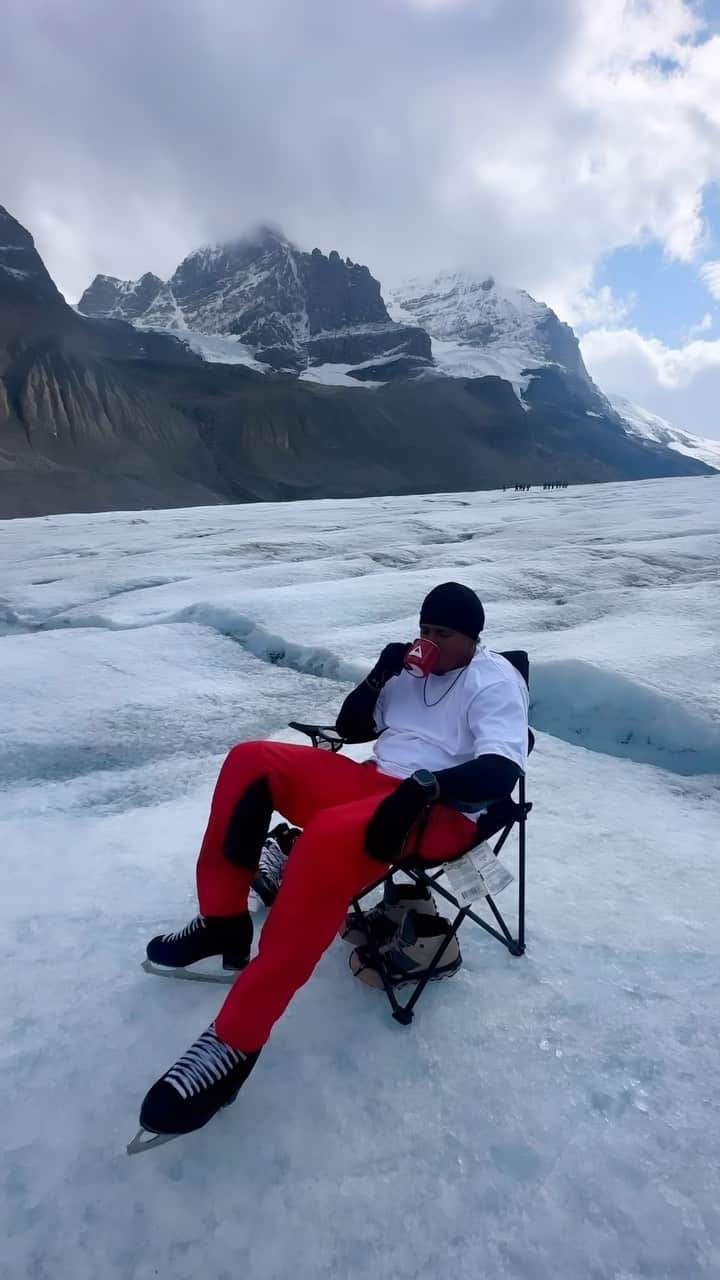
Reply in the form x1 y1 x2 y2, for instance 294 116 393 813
3 0 720 438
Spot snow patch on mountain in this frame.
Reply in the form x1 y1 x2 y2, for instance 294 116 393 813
299 360 386 389
611 395 720 472
422 335 545 399
386 271 548 344
0 265 30 281
155 327 270 372
386 271 588 403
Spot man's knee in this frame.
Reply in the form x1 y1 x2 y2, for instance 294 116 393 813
225 739 266 767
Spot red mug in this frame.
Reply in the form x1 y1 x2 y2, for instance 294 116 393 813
404 637 440 677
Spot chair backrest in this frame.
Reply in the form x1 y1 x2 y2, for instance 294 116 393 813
497 649 533 757
498 649 529 686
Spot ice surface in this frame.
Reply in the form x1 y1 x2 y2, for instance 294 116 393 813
1 477 719 1279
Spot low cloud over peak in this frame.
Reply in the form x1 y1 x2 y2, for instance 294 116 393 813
4 0 720 434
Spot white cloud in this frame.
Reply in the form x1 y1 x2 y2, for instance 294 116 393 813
2 0 720 311
583 326 720 389
581 325 720 440
566 285 635 331
688 311 713 339
699 260 720 300
400 0 479 10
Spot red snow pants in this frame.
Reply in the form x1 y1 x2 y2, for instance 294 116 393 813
195 741 476 1051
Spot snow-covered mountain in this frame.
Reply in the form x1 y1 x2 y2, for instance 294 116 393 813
78 229 431 378
610 395 720 473
386 271 591 398
5 198 713 518
77 236 718 475
78 247 617 413
386 275 719 471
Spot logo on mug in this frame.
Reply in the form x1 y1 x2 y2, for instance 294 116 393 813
404 638 440 677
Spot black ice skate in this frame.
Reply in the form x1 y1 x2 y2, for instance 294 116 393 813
127 1024 261 1154
142 912 252 984
250 823 302 908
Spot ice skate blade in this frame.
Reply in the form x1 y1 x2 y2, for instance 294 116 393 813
127 1088 240 1156
141 958 239 985
127 1128 180 1156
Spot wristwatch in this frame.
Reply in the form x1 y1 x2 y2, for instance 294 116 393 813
411 769 440 800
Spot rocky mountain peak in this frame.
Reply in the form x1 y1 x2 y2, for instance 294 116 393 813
0 206 201 368
388 270 548 345
0 205 64 307
79 271 164 321
386 270 591 386
79 230 430 375
0 205 33 250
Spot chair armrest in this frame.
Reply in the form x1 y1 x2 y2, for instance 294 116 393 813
288 721 346 752
400 795 532 872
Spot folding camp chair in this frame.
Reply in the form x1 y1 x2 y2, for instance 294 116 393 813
288 650 533 1025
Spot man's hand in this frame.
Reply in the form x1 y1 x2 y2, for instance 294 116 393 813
365 776 436 862
365 642 411 691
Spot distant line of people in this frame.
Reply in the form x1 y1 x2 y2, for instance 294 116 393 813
502 483 569 492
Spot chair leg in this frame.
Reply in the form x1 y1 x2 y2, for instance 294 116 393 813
405 829 522 954
349 889 416 1025
516 777 527 955
389 907 469 1024
348 881 468 1026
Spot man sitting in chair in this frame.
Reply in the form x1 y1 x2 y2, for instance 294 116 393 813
135 582 529 1145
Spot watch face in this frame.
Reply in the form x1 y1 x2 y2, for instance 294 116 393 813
414 769 435 788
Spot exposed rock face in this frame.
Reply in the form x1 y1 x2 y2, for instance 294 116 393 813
79 229 431 374
78 272 164 321
0 205 63 308
308 323 430 368
0 206 200 368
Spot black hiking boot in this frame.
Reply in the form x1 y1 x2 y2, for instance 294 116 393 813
340 879 438 948
350 910 462 989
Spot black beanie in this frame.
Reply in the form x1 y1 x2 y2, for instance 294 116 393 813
419 582 485 639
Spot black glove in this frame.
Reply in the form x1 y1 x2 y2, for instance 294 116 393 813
366 642 411 691
365 776 435 862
